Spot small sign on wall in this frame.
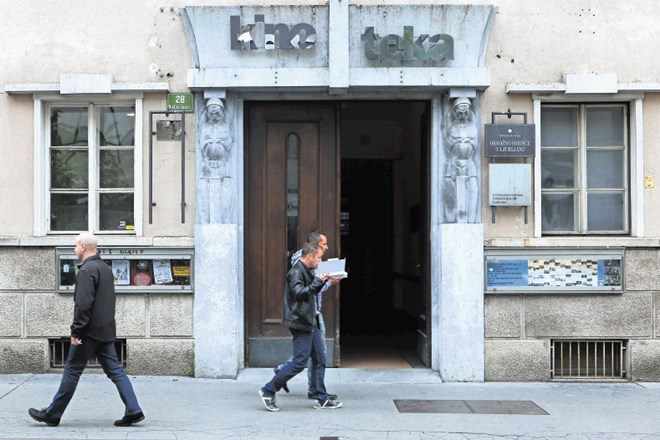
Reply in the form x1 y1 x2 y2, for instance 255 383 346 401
488 163 531 206
484 124 535 157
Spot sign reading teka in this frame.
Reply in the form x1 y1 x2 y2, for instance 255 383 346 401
361 26 454 62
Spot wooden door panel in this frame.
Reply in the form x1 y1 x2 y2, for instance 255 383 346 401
246 103 338 365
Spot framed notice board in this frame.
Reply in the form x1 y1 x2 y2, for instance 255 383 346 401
57 247 193 293
485 248 623 294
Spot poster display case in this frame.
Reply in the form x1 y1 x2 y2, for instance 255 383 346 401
485 248 623 294
57 247 193 293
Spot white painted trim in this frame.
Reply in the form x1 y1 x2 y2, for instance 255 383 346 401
134 98 144 236
33 98 46 237
630 98 644 237
507 82 660 94
5 82 169 94
533 98 542 238
531 94 642 237
33 96 145 235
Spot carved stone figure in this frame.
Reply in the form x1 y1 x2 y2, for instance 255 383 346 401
198 97 235 224
442 97 479 223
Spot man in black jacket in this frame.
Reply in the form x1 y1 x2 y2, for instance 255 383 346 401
29 232 144 427
259 242 342 411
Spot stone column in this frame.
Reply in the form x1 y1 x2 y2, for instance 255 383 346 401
193 91 242 378
433 223 484 381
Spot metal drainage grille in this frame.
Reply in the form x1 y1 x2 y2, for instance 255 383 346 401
49 338 127 369
551 339 626 380
394 400 549 415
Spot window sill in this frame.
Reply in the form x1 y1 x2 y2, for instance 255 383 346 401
485 236 660 248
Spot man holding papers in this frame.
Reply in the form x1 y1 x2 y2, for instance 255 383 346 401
273 231 343 401
259 241 342 411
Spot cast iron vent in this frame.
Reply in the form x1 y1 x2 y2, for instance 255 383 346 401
49 338 127 369
551 339 626 380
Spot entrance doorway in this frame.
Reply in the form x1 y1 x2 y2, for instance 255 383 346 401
245 101 430 369
338 102 430 368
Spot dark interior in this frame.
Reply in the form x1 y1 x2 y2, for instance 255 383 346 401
337 101 428 368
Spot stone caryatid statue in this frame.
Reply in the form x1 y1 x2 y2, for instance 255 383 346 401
197 97 235 224
442 97 479 223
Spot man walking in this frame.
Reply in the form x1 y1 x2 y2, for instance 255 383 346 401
275 230 340 399
29 232 144 427
259 242 342 411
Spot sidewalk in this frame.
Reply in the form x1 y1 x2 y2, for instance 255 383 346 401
2 368 660 440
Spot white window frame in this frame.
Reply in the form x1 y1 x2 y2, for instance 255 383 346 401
533 93 643 238
33 93 144 236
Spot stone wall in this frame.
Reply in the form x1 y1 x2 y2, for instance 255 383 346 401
0 247 194 376
484 248 660 381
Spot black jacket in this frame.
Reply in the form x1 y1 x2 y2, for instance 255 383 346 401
282 259 326 331
70 254 117 342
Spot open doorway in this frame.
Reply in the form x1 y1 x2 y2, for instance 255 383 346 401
338 101 430 368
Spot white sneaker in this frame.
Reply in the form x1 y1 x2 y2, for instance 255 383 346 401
259 389 280 412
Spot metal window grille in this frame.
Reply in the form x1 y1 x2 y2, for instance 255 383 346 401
49 338 127 369
551 339 626 380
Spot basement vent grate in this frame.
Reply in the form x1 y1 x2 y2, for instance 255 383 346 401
551 339 626 380
394 399 549 415
49 338 127 369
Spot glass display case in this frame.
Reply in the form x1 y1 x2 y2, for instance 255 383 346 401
57 247 193 293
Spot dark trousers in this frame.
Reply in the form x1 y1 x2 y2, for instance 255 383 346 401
262 326 328 401
46 339 142 419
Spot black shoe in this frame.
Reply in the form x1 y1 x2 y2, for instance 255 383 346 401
28 408 60 426
114 411 145 426
273 367 289 393
313 399 343 409
308 392 337 400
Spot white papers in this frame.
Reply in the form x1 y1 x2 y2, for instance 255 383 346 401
317 258 348 279
153 259 174 284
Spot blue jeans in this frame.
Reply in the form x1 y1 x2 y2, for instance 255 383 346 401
46 339 142 419
277 313 327 394
263 324 328 401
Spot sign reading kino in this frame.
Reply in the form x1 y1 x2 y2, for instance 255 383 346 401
230 14 454 62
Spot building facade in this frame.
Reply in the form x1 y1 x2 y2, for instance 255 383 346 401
2 0 660 381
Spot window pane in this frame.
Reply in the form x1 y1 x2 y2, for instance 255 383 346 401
588 193 624 231
51 107 88 146
541 107 577 147
51 194 88 231
99 193 134 230
587 150 624 188
100 150 134 188
587 107 624 147
286 133 300 254
541 150 576 188
542 193 575 232
51 150 88 189
98 107 135 146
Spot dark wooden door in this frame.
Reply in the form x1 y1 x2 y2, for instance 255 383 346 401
245 102 339 367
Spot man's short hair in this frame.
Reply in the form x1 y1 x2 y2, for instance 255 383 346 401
76 232 98 249
301 241 321 257
307 230 326 244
